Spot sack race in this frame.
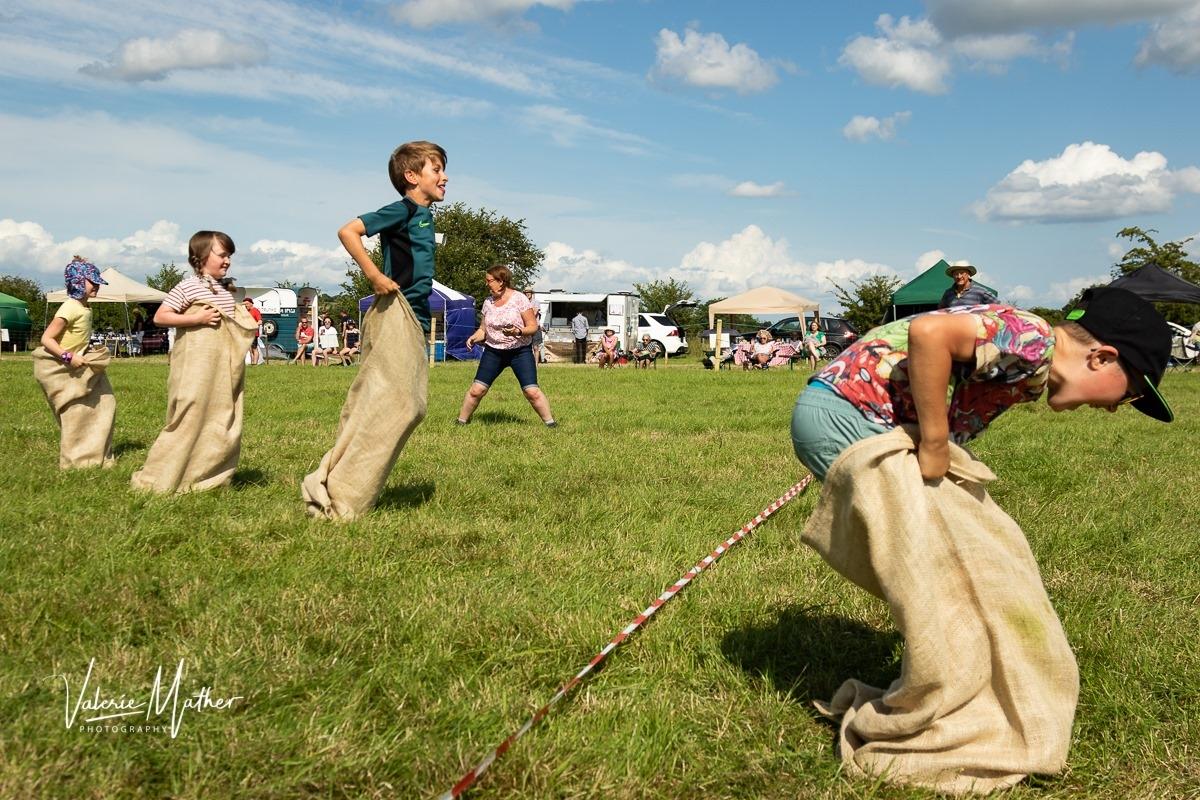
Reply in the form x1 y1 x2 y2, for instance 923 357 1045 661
802 427 1078 794
131 303 256 494
32 345 116 469
302 293 428 521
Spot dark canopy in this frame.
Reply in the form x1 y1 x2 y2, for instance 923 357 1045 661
1108 263 1200 305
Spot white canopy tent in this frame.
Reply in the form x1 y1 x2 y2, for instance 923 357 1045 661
46 267 168 304
707 285 819 326
46 267 169 336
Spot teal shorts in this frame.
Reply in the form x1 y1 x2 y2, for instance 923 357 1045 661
791 383 890 481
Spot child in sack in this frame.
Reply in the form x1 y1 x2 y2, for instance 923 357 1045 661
34 257 116 469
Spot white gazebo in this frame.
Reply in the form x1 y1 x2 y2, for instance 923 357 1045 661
707 286 820 361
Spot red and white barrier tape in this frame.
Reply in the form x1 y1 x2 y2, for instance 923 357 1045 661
439 474 814 799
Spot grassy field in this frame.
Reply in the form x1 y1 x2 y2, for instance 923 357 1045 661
1 353 1198 799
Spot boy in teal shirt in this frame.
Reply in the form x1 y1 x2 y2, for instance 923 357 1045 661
302 141 447 520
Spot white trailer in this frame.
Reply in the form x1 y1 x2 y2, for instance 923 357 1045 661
531 290 640 363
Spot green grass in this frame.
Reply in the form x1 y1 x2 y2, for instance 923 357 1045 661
1 354 1198 799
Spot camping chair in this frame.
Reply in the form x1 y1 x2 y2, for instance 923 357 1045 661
1168 322 1198 370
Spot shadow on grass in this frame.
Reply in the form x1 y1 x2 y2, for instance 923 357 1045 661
721 605 901 707
472 410 527 425
377 480 436 511
112 440 145 457
232 467 270 487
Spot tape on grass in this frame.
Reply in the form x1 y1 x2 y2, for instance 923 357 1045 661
439 475 814 798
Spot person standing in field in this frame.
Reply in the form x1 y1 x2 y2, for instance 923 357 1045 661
456 265 556 427
132 230 256 493
33 257 116 469
571 309 589 364
243 297 263 365
789 288 1173 792
939 263 997 309
301 140 447 520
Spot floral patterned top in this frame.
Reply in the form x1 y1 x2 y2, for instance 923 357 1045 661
811 305 1055 443
482 290 532 350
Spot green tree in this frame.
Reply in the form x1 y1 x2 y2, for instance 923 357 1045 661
434 203 542 298
1111 226 1200 324
145 262 184 293
0 274 47 335
831 274 902 333
274 279 299 290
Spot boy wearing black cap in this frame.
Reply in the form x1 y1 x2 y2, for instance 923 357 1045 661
787 288 1172 788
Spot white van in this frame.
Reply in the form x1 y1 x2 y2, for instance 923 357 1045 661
530 290 640 362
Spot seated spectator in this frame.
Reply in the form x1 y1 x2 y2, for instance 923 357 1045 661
338 319 361 363
597 328 619 368
312 315 339 366
802 320 825 370
292 315 314 364
632 334 657 368
749 329 776 369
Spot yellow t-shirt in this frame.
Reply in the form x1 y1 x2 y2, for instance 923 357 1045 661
54 298 92 353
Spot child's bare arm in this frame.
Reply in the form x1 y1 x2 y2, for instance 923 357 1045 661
339 218 398 296
40 317 68 358
907 313 977 480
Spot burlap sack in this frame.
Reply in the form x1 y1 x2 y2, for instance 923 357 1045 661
131 303 256 494
32 345 116 469
801 427 1078 794
302 292 428 521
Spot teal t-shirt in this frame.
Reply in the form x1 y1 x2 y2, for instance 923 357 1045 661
359 196 436 332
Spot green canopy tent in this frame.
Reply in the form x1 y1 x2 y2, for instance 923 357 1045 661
886 259 1000 321
0 291 33 351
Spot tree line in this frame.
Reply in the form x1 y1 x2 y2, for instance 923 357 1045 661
2 222 1195 339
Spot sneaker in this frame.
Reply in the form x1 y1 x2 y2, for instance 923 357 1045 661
545 420 557 428
455 418 470 426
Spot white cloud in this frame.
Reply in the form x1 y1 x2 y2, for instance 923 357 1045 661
0 217 351 291
972 141 1200 223
916 249 947 270
0 219 186 280
927 0 1194 37
520 105 652 154
674 225 898 303
839 15 951 94
390 0 577 28
843 111 912 142
1045 273 1111 305
81 29 267 82
538 241 654 292
728 181 788 198
1006 284 1035 303
651 27 783 94
1136 3 1200 73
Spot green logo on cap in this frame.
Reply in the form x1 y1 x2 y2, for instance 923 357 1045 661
1066 309 1084 320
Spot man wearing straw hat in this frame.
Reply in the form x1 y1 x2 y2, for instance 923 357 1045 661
939 261 997 309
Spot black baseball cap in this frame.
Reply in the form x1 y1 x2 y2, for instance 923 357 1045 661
1065 286 1173 422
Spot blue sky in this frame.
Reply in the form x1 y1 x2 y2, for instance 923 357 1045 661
2 0 1199 311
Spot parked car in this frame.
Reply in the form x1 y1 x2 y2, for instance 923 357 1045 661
637 312 688 356
768 315 858 357
139 327 170 355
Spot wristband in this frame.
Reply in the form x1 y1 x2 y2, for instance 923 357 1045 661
61 351 74 365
